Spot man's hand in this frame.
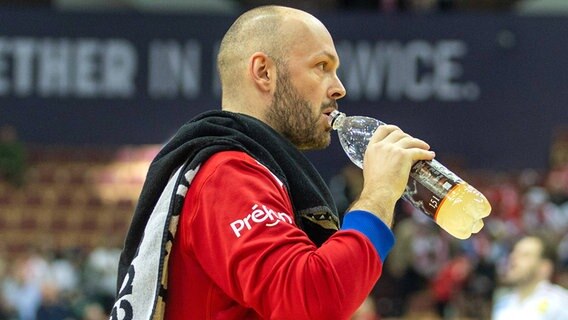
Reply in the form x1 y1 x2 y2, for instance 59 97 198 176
349 125 435 227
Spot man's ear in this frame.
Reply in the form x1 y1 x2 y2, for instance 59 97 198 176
249 52 276 93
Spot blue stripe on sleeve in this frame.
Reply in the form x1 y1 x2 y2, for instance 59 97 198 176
341 210 395 262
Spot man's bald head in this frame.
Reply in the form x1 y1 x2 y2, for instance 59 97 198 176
217 6 323 103
215 5 345 149
218 7 281 94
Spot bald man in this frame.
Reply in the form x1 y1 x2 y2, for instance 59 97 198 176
492 236 568 320
112 5 434 320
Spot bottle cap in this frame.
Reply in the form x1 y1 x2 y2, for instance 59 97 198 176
328 110 344 127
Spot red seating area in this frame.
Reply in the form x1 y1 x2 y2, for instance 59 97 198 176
0 145 160 256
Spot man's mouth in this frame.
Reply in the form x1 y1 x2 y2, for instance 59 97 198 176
322 106 337 118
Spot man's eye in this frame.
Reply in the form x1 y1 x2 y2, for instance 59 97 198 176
317 62 327 70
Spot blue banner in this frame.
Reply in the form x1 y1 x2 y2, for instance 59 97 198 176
1 9 567 174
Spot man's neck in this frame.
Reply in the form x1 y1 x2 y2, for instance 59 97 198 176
516 279 544 301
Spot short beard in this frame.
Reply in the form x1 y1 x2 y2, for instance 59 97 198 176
265 65 331 150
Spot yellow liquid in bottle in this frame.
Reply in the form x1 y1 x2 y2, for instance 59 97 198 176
434 183 492 240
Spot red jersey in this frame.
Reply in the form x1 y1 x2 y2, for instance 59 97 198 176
165 151 394 319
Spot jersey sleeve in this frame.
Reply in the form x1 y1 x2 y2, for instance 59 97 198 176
181 151 393 319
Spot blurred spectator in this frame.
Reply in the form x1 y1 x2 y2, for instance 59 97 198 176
48 249 80 296
558 233 568 272
550 127 568 169
521 186 558 232
81 302 107 320
400 289 441 320
492 235 568 320
555 237 568 293
545 166 568 205
35 281 74 320
387 208 450 281
83 240 121 314
456 230 498 318
0 125 26 187
431 255 473 315
0 245 17 319
1 256 42 320
384 208 450 317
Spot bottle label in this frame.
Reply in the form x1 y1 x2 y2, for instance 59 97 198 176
402 160 462 219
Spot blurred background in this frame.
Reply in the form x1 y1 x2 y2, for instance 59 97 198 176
0 0 567 319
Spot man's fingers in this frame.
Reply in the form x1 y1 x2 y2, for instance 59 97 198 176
370 125 401 143
411 148 436 162
398 136 431 150
371 125 431 151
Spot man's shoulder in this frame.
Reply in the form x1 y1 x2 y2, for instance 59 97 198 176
197 150 257 179
492 287 518 320
202 150 285 188
206 150 254 165
539 281 568 300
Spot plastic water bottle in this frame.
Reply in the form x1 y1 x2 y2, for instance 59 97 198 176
329 110 491 239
